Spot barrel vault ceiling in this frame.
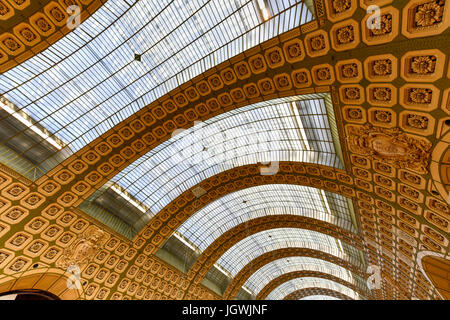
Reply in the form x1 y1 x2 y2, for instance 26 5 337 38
0 0 449 300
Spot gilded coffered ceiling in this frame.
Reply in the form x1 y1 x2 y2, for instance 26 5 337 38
0 0 449 301
0 0 105 73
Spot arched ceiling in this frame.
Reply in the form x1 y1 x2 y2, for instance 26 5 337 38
283 287 354 300
300 295 340 300
177 184 356 250
214 227 363 276
0 0 449 301
268 277 361 300
256 268 368 299
221 247 366 300
244 257 368 296
180 212 368 296
138 161 359 252
420 253 450 299
0 0 315 176
110 95 342 216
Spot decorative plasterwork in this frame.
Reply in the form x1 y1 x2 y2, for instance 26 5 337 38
346 124 432 173
330 19 360 51
0 0 106 72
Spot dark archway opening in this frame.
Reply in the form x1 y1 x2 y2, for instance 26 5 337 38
0 290 60 300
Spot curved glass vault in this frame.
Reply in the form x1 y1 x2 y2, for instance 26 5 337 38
0 0 380 301
243 256 367 295
108 94 343 232
0 0 314 176
267 278 362 300
301 296 341 300
216 228 364 277
178 184 356 251
1 0 447 303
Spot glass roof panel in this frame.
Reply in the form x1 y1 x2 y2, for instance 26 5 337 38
0 0 314 172
177 184 355 252
267 277 362 300
216 228 363 277
243 256 367 295
111 96 342 227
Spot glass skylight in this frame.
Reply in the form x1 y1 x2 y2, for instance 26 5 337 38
243 256 366 295
111 96 342 223
267 277 362 300
177 184 356 252
0 0 314 172
216 228 363 277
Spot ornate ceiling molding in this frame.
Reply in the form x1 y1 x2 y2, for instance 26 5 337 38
135 163 434 299
136 162 356 255
430 130 450 214
30 2 448 207
0 164 219 301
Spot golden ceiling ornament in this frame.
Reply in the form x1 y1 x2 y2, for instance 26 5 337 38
415 1 445 27
332 0 351 13
56 225 109 269
346 123 432 173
